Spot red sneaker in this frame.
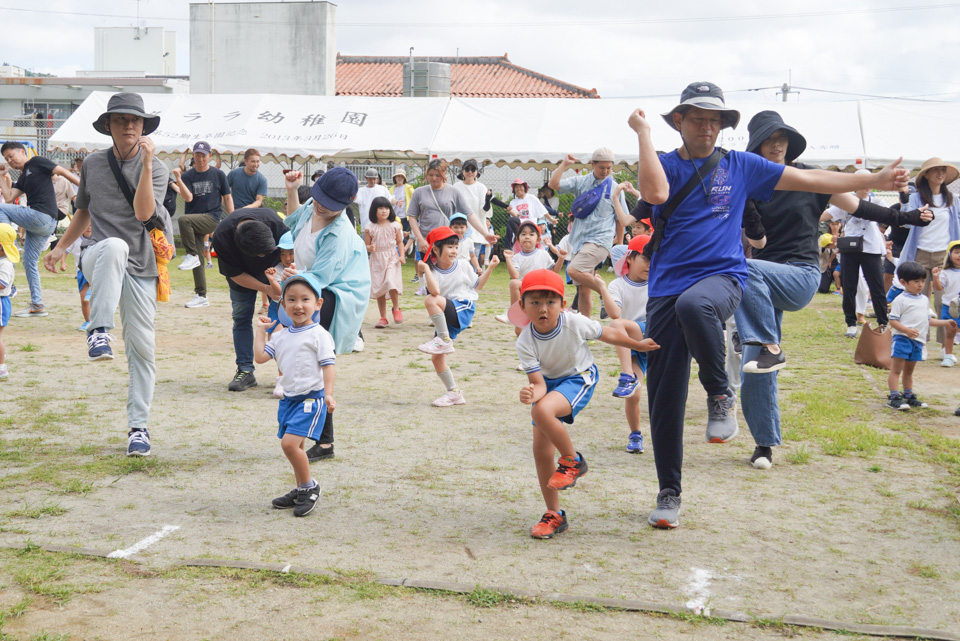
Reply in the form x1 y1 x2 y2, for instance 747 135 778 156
546 453 588 491
530 510 568 539
393 308 403 324
375 317 388 328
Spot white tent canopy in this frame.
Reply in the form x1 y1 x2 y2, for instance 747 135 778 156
49 92 958 170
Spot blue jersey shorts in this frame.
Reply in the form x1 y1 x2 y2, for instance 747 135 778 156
629 320 649 376
891 335 924 362
439 297 475 341
277 391 327 440
940 302 959 322
0 296 10 327
76 269 89 293
536 363 599 425
886 286 904 304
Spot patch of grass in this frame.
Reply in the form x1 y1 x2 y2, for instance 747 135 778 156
659 610 727 626
29 633 69 641
0 596 33 640
551 600 609 613
17 343 40 352
463 586 520 608
5 503 67 519
785 445 810 465
59 479 95 496
906 562 941 579
867 463 883 473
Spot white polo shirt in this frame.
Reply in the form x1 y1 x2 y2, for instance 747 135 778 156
264 323 336 396
516 311 603 379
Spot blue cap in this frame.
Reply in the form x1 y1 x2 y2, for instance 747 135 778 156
281 273 324 298
449 212 468 224
277 231 294 250
310 167 358 212
193 140 212 155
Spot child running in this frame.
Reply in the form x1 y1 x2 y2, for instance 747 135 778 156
254 273 335 517
0 223 18 380
417 226 499 407
604 234 652 453
364 196 405 328
887 260 957 410
513 269 658 539
933 240 960 367
495 221 565 326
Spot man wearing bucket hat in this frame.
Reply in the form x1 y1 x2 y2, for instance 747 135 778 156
43 92 171 457
0 141 79 317
627 81 910 529
547 147 629 318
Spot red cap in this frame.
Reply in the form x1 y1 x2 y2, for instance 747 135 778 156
425 226 457 264
640 218 652 228
614 234 651 276
508 269 566 327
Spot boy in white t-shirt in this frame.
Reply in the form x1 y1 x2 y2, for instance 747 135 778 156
495 221 566 328
514 269 658 539
887 261 956 410
0 223 20 380
448 213 481 275
254 273 335 517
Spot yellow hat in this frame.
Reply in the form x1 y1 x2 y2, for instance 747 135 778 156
819 233 834 248
0 223 20 263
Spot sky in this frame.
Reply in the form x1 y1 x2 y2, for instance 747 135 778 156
2 0 960 103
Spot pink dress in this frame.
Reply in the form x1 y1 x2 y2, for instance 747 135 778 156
368 222 403 298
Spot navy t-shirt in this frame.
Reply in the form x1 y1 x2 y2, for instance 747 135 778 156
212 208 287 292
13 156 58 219
649 149 784 297
227 167 268 208
182 167 230 220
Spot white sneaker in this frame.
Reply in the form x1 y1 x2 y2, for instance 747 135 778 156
0 364 8 380
418 337 455 355
353 336 364 352
941 354 957 368
494 313 510 325
432 389 465 407
185 294 209 308
516 363 525 371
414 287 427 296
844 326 857 339
272 381 285 398
178 254 201 270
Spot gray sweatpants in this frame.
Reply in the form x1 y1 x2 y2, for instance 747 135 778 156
81 238 158 430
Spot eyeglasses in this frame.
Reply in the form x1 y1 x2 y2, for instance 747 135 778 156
463 167 477 172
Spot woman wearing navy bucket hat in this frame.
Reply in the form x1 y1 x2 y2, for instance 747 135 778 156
734 110 932 470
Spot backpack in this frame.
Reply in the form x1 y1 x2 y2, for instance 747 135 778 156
569 178 612 220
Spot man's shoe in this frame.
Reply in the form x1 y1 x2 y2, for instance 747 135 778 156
14 304 48 318
418 337 455 355
612 373 639 398
648 489 681 528
126 429 151 457
178 254 201 270
844 326 857 339
353 336 364 352
227 369 257 392
750 446 773 470
293 484 321 517
306 442 335 462
626 431 644 453
185 294 209 308
903 393 928 409
432 389 466 407
731 331 742 355
86 329 116 361
705 390 738 443
742 346 786 374
886 392 909 411
547 453 588 491
530 510 568 539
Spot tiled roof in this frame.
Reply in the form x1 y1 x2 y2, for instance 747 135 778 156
335 54 599 99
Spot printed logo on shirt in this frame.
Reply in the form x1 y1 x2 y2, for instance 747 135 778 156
709 166 732 217
192 180 215 196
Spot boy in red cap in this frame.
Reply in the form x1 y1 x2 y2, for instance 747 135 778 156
417 226 500 407
513 269 658 538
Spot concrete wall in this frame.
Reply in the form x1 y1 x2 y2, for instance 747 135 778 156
189 1 336 95
95 27 175 76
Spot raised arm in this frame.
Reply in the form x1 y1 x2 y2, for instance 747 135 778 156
133 137 159 221
776 158 909 195
627 109 670 205
475 255 500 290
548 154 577 192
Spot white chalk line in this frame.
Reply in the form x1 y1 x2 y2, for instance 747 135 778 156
684 567 713 614
107 525 180 559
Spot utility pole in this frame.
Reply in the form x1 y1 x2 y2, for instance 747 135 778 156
778 69 799 102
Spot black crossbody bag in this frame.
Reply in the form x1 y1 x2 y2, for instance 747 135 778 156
647 148 727 254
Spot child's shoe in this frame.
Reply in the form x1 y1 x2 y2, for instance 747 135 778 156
77 321 90 332
626 431 644 453
272 381 285 399
418 337 455 355
393 308 404 324
272 487 298 509
375 317 389 329
293 484 321 517
415 287 427 296
902 393 928 409
0 364 8 380
940 354 957 368
126 429 151 457
494 311 510 324
612 373 639 398
432 389 466 407
530 510 568 539
844 326 857 339
86 328 116 361
206 261 213 268
886 392 909 411
547 453 588 490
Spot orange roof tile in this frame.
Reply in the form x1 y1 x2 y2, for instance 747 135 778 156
335 54 599 99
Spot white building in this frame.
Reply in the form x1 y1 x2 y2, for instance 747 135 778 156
94 27 177 76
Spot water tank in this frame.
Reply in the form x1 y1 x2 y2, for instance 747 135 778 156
403 62 451 98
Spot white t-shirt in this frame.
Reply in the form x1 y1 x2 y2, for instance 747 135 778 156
890 292 932 339
264 322 336 397
937 267 960 303
516 310 603 379
556 235 572 262
608 276 648 323
432 259 479 302
456 230 477 267
293 225 321 273
828 199 885 255
509 194 549 225
453 181 488 220
511 248 554 279
0 256 14 297
356 184 391 231
918 193 952 252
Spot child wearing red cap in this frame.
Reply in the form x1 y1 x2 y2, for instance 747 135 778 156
513 269 658 539
496 221 566 332
417 226 500 407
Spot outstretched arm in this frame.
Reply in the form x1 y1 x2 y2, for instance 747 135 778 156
777 158 909 194
599 323 659 353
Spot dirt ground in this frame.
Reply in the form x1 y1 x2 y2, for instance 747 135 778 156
0 261 958 640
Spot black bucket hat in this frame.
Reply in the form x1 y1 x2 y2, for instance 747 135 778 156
661 82 740 132
746 110 806 162
92 92 160 136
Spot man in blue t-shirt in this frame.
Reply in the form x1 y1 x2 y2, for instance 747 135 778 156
227 148 268 209
174 140 233 308
628 81 910 529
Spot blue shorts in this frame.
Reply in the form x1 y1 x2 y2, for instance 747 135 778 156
76 269 89 293
629 321 649 376
941 303 959 322
439 298 475 341
886 286 903 304
891 335 924 361
536 364 599 425
277 391 328 440
0 296 10 327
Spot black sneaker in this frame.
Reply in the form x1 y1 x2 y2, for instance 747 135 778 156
732 331 742 355
306 442 334 462
293 484 321 517
227 369 257 392
750 446 773 470
902 393 928 409
272 487 298 509
742 346 786 374
886 393 908 411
